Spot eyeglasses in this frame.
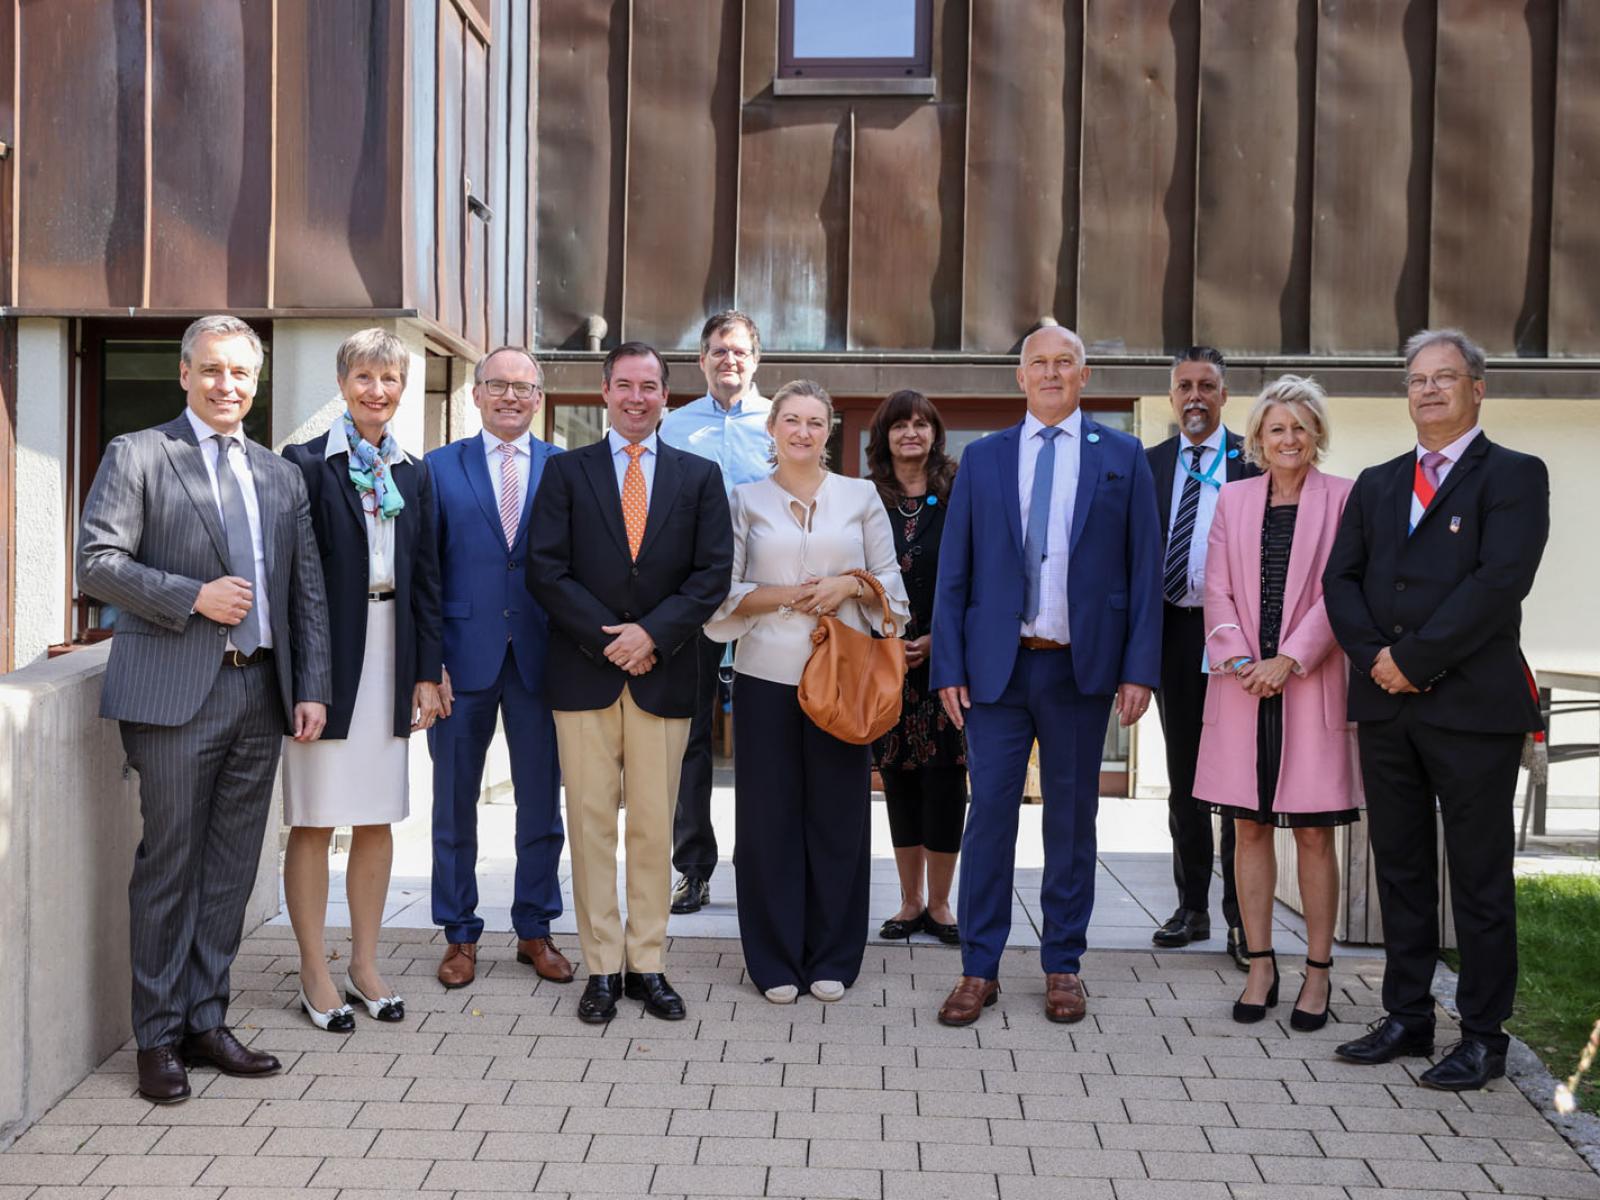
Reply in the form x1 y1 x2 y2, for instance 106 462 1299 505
481 379 540 398
1404 370 1477 393
706 347 754 362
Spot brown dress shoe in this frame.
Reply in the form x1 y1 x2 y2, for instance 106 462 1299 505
517 936 575 983
136 1046 191 1104
937 976 1000 1027
1045 972 1087 1023
181 1027 280 1076
438 942 477 989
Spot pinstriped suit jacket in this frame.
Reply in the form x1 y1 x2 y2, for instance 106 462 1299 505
78 412 333 728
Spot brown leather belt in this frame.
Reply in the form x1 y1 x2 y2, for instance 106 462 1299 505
222 647 272 668
1019 636 1070 651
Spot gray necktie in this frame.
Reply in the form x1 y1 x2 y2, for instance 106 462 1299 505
1022 426 1062 624
214 435 262 654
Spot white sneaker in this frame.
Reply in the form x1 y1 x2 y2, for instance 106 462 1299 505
809 980 845 1002
764 985 799 1005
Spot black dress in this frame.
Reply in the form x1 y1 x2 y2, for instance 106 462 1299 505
1206 500 1358 829
871 493 966 772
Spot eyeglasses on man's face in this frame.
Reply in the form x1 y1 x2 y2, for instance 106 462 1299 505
481 378 541 398
1404 370 1477 393
705 346 754 363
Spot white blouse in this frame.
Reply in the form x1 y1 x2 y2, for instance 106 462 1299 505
324 415 401 590
706 473 910 687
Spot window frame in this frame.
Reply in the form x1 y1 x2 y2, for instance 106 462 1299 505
777 0 933 81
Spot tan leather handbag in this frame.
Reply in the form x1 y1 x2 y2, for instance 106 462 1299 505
797 569 907 745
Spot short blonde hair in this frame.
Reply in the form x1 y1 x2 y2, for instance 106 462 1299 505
336 328 410 385
1242 374 1331 467
767 379 834 467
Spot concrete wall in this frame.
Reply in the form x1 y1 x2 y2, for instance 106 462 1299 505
14 320 71 667
0 645 279 1147
270 319 429 456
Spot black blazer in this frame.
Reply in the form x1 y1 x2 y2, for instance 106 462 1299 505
284 433 443 739
527 437 732 718
1147 428 1258 558
1321 434 1548 733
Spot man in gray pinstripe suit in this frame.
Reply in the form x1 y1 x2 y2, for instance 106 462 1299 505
78 315 332 1104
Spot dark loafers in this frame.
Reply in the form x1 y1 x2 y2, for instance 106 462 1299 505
1152 907 1211 948
624 971 687 1020
670 876 710 914
878 911 926 940
577 973 623 1024
1335 1016 1435 1064
1419 1039 1506 1091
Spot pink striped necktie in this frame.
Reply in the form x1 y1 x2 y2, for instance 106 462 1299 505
498 442 520 548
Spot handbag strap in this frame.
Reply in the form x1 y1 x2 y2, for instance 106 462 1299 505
845 568 897 637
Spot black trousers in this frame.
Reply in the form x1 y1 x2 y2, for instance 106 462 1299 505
732 673 871 990
672 631 724 881
1155 602 1239 926
1359 709 1522 1051
883 766 968 853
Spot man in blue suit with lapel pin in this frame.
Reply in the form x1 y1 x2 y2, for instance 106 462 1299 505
931 323 1162 1027
426 347 572 990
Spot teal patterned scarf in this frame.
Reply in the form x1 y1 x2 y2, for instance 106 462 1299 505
342 411 405 520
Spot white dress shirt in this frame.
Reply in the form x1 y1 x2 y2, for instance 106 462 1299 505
482 428 533 514
705 474 909 686
607 429 658 506
1018 408 1081 644
325 416 404 590
1409 425 1482 530
1165 424 1227 608
185 406 272 648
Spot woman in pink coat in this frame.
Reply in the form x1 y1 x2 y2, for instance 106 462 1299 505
1193 375 1359 1033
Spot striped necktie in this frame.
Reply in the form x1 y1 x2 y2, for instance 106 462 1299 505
1163 445 1204 604
498 443 520 549
1409 451 1447 535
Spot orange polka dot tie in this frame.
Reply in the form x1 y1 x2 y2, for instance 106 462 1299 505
622 443 648 560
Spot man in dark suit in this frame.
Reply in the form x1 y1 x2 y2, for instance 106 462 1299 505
931 323 1163 1027
426 347 571 991
528 341 733 1025
1146 347 1257 967
78 315 332 1104
1324 328 1548 1091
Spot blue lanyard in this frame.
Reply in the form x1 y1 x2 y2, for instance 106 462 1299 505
1180 433 1235 489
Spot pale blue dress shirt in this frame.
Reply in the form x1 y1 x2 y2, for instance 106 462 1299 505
658 391 774 496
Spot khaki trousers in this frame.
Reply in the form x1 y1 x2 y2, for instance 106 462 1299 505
552 686 691 975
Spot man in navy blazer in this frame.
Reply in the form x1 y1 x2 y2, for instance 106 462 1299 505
426 347 572 990
931 324 1162 1027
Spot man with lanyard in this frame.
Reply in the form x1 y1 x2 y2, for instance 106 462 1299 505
1146 347 1258 968
657 310 774 915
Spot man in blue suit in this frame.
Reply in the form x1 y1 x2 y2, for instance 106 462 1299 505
426 347 571 990
931 324 1162 1027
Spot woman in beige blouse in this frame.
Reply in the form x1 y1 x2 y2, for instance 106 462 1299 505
706 380 909 1004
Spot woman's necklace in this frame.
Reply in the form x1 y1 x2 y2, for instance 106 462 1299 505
896 493 925 518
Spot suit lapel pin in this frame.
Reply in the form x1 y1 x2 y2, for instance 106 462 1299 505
1086 431 1100 443
1449 515 1462 533
1226 447 1240 459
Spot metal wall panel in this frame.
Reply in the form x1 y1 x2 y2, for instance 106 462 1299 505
1548 0 1600 357
1430 0 1557 355
1193 0 1315 353
1077 0 1200 353
16 0 145 308
0 0 15 304
437 5 466 332
535 0 626 349
519 0 539 348
149 0 272 309
848 103 964 350
622 0 741 350
274 2 406 309
742 0 778 103
1310 0 1434 354
735 104 851 351
488 0 510 346
464 30 489 348
408 0 439 319
961 0 1081 351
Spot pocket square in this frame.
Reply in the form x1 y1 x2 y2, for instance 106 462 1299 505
1105 471 1123 481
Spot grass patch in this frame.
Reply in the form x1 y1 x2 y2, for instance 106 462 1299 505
1442 874 1600 1115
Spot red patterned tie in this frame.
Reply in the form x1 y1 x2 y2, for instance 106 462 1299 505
498 443 520 549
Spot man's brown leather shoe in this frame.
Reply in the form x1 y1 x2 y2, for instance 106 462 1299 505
438 942 477 989
517 936 575 983
136 1046 191 1104
937 976 1000 1027
1045 973 1087 1023
181 1027 280 1076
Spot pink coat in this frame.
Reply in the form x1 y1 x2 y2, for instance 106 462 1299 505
1192 469 1363 814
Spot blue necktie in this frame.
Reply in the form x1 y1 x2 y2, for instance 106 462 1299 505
1022 426 1062 624
214 436 262 654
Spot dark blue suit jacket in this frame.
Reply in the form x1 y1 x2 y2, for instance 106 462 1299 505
930 416 1163 702
425 434 560 695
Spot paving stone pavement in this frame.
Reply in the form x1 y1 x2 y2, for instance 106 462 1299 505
5 927 1599 1199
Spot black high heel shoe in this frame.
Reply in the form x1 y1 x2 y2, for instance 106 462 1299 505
1231 948 1279 1024
1289 957 1333 1032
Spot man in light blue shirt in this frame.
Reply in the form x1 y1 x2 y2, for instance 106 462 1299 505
657 311 773 913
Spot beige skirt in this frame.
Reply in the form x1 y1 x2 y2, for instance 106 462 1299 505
282 597 409 827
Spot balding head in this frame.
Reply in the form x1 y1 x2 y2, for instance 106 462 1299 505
1016 325 1091 425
